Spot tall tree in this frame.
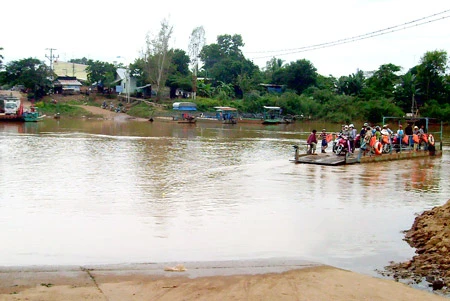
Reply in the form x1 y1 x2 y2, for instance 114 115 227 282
273 59 317 95
188 26 206 99
347 70 366 96
171 49 190 76
166 49 192 98
366 63 401 99
144 18 173 100
263 57 284 83
394 72 419 113
199 34 259 96
416 50 448 103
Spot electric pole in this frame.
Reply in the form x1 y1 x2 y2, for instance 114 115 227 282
45 48 59 81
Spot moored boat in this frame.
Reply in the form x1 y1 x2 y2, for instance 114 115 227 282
262 106 283 124
196 106 238 124
172 102 197 124
22 108 45 122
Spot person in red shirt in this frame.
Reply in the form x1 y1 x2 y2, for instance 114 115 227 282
307 129 318 154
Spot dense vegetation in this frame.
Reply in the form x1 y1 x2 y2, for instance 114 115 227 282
1 33 449 124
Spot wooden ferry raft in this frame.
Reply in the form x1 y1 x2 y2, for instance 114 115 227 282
291 145 442 166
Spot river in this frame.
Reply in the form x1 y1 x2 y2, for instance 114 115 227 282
0 118 449 279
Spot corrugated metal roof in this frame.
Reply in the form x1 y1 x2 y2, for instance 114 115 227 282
116 68 127 80
55 79 82 86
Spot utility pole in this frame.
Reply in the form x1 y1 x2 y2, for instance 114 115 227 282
45 48 59 81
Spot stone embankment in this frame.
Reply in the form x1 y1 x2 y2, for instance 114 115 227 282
386 200 450 291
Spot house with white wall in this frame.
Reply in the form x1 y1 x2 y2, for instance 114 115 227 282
114 68 138 95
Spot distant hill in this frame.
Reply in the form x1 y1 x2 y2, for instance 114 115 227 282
53 61 88 82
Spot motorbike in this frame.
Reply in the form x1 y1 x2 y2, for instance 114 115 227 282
334 134 350 155
381 135 392 153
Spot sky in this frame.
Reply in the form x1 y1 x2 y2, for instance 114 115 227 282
1 0 449 78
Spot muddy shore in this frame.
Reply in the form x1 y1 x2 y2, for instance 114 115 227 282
385 199 450 292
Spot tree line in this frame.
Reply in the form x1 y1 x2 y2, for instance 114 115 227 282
1 21 449 123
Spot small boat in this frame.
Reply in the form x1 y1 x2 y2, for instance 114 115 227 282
262 106 283 124
197 107 238 124
172 102 197 124
215 107 238 124
178 114 197 124
22 107 45 122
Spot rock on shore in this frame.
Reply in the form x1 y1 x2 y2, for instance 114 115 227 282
386 199 450 291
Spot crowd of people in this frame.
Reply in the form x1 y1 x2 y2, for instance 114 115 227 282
306 122 433 156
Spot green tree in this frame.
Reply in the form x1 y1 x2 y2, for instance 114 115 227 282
394 72 419 113
166 49 192 98
272 59 317 95
85 60 116 92
263 57 284 83
197 81 214 98
416 50 448 103
365 63 401 99
347 70 366 96
129 58 148 87
170 49 190 76
199 34 260 97
2 58 52 99
335 76 350 95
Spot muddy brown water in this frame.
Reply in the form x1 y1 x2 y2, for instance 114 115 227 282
0 118 449 280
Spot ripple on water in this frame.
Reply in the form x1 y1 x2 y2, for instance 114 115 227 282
0 124 449 276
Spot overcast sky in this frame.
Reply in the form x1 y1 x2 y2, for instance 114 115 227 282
1 0 449 77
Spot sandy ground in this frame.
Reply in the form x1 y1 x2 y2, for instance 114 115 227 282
79 104 152 122
0 261 447 301
0 90 147 121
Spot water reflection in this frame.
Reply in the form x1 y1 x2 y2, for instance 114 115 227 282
0 119 448 277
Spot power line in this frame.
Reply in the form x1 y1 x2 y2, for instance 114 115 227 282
246 9 450 60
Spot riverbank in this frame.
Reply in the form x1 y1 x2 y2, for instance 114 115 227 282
385 199 450 292
0 260 447 301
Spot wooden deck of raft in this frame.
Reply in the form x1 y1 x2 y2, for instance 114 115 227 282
292 148 442 166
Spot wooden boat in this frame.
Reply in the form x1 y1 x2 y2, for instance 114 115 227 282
178 115 197 124
262 106 283 124
23 112 45 122
23 107 45 122
196 107 238 124
215 106 237 124
173 102 197 124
